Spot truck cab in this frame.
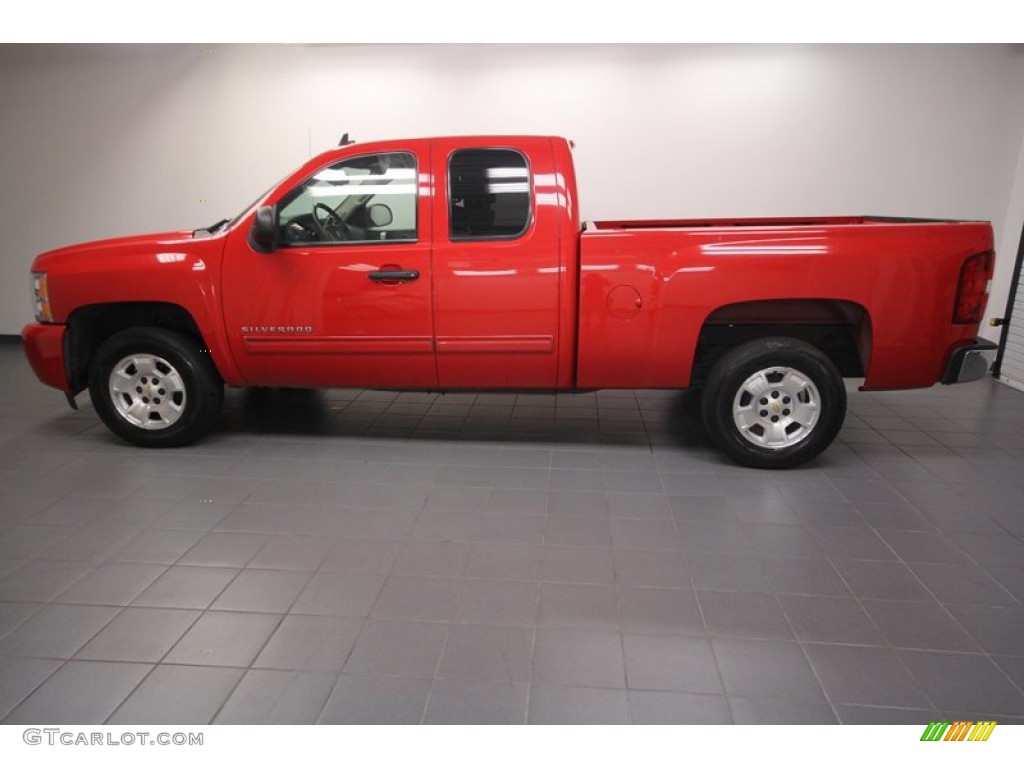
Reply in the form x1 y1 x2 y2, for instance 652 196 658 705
230 136 580 392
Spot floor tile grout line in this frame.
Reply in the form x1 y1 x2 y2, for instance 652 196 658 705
694 586 737 726
205 561 319 725
774 589 843 724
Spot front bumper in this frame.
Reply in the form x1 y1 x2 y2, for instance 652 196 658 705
941 338 997 384
21 322 70 392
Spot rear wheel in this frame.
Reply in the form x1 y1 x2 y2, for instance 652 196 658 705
89 327 223 447
700 337 846 469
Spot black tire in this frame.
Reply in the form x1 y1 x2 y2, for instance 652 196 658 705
700 337 846 469
88 327 223 447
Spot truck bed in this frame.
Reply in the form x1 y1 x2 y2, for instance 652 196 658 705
587 215 973 231
576 215 993 391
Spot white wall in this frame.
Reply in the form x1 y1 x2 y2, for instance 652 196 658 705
994 78 1024 342
1 43 1022 337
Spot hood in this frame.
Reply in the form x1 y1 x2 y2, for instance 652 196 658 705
32 230 209 272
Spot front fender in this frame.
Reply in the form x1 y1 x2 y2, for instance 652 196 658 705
38 235 242 385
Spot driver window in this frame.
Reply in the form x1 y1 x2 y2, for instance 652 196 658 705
277 152 417 245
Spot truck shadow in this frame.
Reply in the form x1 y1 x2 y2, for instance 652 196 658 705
233 387 337 433
665 390 714 449
218 386 717 451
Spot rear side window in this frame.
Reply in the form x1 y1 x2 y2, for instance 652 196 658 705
449 149 531 240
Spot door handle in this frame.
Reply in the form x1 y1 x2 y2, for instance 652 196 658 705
368 269 419 282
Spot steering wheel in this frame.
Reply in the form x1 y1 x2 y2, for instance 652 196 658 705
312 203 350 241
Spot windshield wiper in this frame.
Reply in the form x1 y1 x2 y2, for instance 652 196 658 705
193 219 229 238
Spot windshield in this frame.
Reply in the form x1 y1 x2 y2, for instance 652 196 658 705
228 177 284 228
192 175 287 238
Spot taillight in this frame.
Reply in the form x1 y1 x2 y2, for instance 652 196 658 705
953 251 993 325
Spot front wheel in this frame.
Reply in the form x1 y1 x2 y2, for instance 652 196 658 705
700 337 846 469
88 327 223 447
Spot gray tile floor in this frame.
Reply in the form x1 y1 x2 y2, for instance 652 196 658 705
1 336 1023 724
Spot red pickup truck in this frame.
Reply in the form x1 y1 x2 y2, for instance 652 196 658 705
22 135 997 468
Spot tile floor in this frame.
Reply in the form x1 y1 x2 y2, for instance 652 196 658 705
0 337 1023 724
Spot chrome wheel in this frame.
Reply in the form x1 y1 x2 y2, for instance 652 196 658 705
731 366 821 450
108 354 187 430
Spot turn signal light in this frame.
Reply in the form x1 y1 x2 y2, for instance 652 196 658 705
31 272 52 323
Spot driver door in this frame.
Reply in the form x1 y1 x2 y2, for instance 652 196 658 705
221 148 437 388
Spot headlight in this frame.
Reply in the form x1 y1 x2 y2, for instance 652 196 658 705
31 272 53 323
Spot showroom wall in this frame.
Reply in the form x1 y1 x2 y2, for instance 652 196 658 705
1 43 1022 339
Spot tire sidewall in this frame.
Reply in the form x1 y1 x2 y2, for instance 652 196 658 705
702 338 846 469
89 328 220 448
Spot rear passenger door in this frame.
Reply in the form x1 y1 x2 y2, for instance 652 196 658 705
430 138 563 388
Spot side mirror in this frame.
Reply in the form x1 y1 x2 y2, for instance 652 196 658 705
250 206 277 252
368 204 393 228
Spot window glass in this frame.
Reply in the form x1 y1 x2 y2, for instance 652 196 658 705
449 149 530 240
278 152 417 245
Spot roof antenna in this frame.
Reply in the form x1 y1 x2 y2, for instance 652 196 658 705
338 132 355 147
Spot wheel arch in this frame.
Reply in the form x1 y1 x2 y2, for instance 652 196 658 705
690 299 872 388
65 302 220 394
